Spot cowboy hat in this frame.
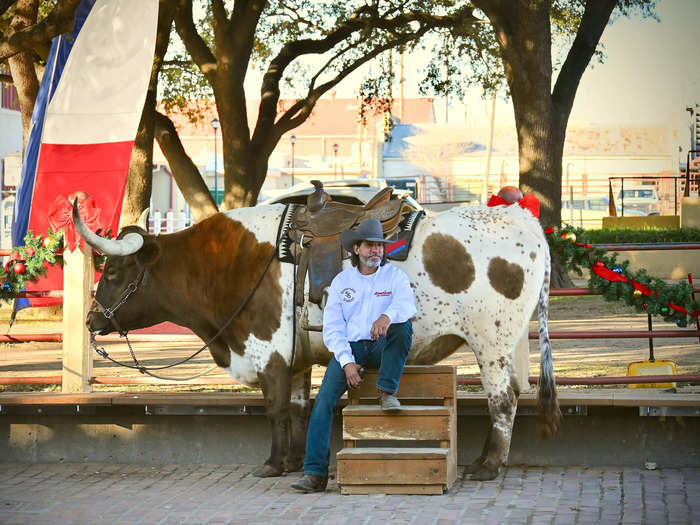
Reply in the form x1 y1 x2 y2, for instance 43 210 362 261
340 218 391 253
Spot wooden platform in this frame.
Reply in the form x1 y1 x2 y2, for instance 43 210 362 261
1 389 699 408
336 365 458 495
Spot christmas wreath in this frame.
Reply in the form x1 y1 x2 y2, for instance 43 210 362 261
547 225 700 327
0 230 63 302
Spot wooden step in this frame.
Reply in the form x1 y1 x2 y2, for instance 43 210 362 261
348 365 456 402
342 404 451 441
336 447 451 494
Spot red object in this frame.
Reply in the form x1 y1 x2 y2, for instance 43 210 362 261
24 247 35 257
631 281 651 297
13 261 26 274
48 192 105 251
487 193 540 218
544 226 554 234
24 141 132 307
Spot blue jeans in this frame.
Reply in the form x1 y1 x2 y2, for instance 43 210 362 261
303 320 412 477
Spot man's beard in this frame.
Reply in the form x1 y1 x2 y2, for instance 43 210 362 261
360 254 381 268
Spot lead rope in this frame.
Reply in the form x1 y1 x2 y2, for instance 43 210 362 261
91 234 282 380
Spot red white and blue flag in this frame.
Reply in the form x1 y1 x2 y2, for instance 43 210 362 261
12 0 158 308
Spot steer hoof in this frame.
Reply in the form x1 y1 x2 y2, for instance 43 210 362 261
463 459 485 475
284 458 304 473
469 465 500 481
253 464 283 478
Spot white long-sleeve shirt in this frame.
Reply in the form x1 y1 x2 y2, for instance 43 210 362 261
322 262 417 368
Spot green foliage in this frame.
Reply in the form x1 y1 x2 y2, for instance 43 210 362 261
0 230 63 303
548 225 700 328
583 228 700 244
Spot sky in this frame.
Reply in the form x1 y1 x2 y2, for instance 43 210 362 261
244 1 700 132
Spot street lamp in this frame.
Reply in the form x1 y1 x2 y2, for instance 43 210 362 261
290 135 296 187
333 143 339 179
212 118 220 205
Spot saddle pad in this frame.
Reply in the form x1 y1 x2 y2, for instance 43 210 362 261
277 204 298 264
385 210 425 261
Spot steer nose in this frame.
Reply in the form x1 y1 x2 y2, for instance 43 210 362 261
85 308 107 334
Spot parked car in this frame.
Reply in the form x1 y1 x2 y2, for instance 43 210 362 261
615 185 661 215
562 197 644 228
258 178 423 212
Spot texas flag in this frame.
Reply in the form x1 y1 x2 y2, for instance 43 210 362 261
12 0 158 308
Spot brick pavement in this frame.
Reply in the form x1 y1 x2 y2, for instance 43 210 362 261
0 463 698 524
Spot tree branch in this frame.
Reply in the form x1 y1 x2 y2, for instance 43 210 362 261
172 0 217 82
0 1 16 17
1 0 81 60
154 110 218 221
253 4 478 151
266 23 439 151
551 0 617 118
0 72 12 83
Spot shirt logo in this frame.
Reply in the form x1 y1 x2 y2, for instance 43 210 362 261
374 290 392 296
341 288 356 302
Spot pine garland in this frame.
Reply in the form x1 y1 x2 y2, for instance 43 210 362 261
547 225 700 327
0 230 63 302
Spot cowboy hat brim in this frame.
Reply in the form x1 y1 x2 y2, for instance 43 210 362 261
340 229 392 253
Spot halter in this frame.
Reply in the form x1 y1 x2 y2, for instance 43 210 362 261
91 264 149 336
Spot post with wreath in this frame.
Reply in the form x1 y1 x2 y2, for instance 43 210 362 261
52 195 97 393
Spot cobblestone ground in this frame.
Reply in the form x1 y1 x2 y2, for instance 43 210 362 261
0 463 698 524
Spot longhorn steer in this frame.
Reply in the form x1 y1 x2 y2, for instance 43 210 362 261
75 203 559 481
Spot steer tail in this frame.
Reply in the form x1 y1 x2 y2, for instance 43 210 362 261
536 240 560 438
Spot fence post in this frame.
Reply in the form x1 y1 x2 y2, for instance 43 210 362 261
62 244 93 393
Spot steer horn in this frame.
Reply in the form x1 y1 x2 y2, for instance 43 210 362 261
72 199 144 256
136 208 150 231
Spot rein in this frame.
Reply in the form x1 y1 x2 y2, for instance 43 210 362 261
90 230 283 380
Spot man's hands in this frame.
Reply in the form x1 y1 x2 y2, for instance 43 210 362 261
343 363 364 389
370 314 391 340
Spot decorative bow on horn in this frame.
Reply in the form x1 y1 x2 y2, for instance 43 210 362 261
487 193 541 218
48 191 105 251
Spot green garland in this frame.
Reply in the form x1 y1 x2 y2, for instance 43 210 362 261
0 230 64 302
547 225 700 328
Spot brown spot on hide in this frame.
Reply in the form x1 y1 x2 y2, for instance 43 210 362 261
529 251 536 261
163 214 283 356
422 233 475 294
488 257 524 300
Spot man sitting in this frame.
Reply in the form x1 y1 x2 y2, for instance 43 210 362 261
291 218 417 493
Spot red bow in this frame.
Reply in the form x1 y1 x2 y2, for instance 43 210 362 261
48 192 104 251
487 193 540 218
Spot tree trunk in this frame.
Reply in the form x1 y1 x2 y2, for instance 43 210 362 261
154 112 218 222
221 152 268 209
120 0 173 229
7 0 39 150
478 0 572 286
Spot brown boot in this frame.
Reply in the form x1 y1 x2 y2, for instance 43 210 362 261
291 473 328 493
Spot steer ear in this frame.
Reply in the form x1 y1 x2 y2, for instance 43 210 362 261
136 238 161 266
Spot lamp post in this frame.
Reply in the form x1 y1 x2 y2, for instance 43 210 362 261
290 135 296 187
333 143 339 179
212 118 220 205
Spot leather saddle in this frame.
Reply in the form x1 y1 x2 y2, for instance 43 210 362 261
290 180 409 305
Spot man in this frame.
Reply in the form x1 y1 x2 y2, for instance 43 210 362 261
291 218 417 493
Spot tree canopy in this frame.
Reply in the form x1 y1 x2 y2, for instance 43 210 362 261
1 0 658 236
